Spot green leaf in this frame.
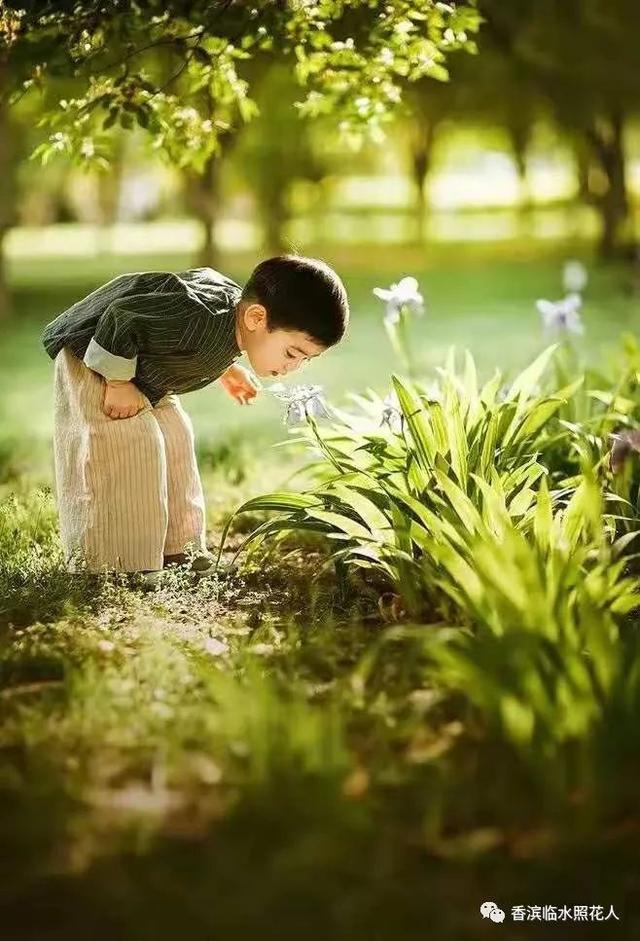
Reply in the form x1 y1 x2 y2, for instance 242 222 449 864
392 375 436 471
329 483 390 535
508 397 563 446
533 477 553 551
235 492 319 513
500 695 534 745
306 508 374 541
445 393 468 487
508 487 535 518
506 345 557 403
471 474 510 534
102 108 119 130
434 469 482 533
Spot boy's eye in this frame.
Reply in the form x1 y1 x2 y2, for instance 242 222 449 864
285 350 296 359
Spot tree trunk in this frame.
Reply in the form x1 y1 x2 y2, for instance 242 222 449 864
0 61 12 320
262 188 288 254
96 144 124 256
409 119 437 246
0 229 9 320
586 111 629 259
507 120 531 207
185 154 223 268
507 121 533 240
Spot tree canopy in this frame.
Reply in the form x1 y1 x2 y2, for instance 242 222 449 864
2 0 481 170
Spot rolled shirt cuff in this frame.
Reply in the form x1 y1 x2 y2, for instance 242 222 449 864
83 337 137 381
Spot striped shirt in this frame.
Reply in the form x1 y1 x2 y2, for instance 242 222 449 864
41 267 244 406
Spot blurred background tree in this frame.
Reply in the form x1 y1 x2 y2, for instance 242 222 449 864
234 63 330 254
0 0 480 316
0 0 638 323
480 0 640 258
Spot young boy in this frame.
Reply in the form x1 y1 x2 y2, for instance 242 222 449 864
41 254 349 585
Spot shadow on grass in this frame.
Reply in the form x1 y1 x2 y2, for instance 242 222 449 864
1 774 637 941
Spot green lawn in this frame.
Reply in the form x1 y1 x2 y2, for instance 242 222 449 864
2 241 637 478
1 241 639 940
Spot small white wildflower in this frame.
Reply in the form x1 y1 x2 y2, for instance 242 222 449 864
536 293 584 336
563 259 588 294
373 276 424 325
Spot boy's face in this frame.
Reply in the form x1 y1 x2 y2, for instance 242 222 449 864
238 303 327 378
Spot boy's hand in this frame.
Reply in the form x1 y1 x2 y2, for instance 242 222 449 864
219 364 260 405
102 379 149 419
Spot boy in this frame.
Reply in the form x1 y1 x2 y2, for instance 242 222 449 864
41 254 349 586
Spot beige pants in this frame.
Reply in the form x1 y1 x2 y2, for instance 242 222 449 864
52 347 207 573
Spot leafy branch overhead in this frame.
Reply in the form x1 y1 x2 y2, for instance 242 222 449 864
1 0 481 170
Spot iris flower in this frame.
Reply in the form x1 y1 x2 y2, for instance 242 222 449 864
536 293 584 336
563 260 588 294
380 391 403 433
373 276 424 326
266 382 332 426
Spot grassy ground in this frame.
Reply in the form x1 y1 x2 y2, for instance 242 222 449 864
1 241 639 939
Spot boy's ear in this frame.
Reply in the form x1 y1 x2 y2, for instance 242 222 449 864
243 303 268 330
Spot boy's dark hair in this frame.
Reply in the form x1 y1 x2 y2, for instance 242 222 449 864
240 254 349 348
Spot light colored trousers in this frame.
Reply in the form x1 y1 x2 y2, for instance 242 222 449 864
52 347 207 573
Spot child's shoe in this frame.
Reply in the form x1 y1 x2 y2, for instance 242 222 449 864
134 570 168 592
140 569 165 591
163 552 216 575
191 552 216 575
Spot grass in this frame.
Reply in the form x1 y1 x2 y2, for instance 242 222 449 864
1 241 639 939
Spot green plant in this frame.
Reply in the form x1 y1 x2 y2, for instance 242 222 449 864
219 347 583 617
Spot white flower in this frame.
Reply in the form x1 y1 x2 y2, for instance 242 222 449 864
265 383 332 426
373 276 424 325
536 293 584 336
563 260 588 294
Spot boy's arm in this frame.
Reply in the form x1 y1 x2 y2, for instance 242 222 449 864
102 379 148 420
82 288 194 381
86 289 185 419
218 363 260 405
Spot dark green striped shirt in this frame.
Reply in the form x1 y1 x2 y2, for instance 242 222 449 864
41 267 243 406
